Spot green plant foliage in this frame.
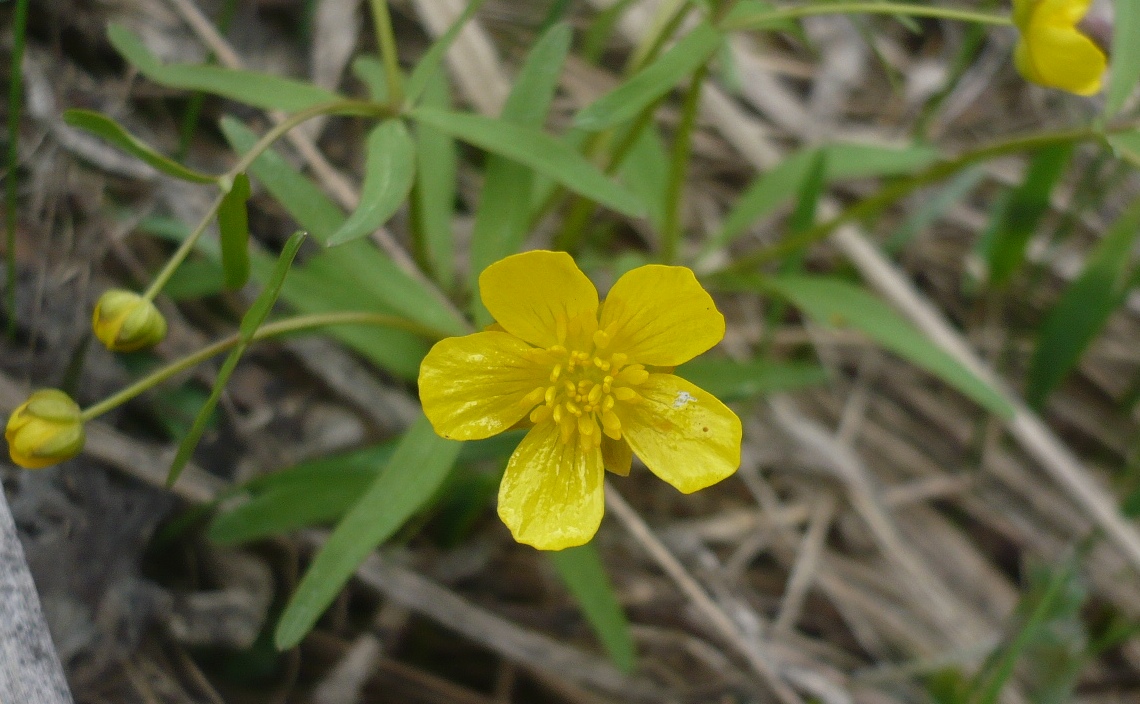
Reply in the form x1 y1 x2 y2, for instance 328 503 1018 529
404 0 490 104
411 73 458 289
1026 197 1140 408
221 117 466 378
168 231 307 487
676 358 829 401
327 120 417 246
410 107 646 218
983 143 1072 287
1107 0 1140 117
217 173 251 289
548 543 637 673
470 21 573 325
574 22 723 131
1109 131 1140 169
274 416 462 650
768 276 1013 417
107 24 344 112
62 109 217 183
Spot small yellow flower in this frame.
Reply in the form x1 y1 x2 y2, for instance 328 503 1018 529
6 389 85 469
1013 0 1107 95
92 289 167 352
418 251 741 550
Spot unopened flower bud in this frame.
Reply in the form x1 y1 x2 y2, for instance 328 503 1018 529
92 290 167 352
6 389 85 469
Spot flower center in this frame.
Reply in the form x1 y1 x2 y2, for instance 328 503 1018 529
520 327 647 447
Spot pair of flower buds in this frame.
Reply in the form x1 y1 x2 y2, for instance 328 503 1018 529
6 290 166 469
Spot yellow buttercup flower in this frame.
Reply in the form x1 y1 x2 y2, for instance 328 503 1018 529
92 289 167 352
6 389 85 469
1013 0 1107 95
418 251 741 550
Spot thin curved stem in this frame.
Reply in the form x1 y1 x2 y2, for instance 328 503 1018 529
720 2 1012 31
143 191 227 301
368 0 406 108
80 311 447 421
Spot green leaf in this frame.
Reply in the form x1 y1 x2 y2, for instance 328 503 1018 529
470 21 573 326
769 276 1013 417
168 232 307 487
574 22 723 131
351 55 389 103
984 143 1072 287
221 116 466 375
1026 197 1140 408
720 0 800 32
327 120 417 246
885 168 985 254
618 125 670 231
411 73 457 289
1107 0 1140 117
549 543 637 673
707 142 940 255
218 173 252 289
274 416 462 649
405 0 490 104
676 358 829 402
108 24 343 111
1109 131 1140 169
164 259 226 300
62 109 217 183
824 142 939 180
412 108 645 218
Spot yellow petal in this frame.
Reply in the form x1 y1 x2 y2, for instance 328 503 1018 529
498 420 605 550
478 251 599 349
601 435 632 476
1015 0 1105 96
419 331 548 441
615 374 740 493
599 265 724 367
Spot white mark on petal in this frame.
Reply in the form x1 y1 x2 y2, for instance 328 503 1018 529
672 391 695 409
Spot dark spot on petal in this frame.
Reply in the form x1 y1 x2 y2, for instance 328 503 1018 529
702 426 709 432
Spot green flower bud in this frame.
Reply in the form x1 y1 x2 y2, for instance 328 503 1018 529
92 289 167 352
6 389 85 469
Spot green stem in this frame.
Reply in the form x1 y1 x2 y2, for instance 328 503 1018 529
79 311 446 421
5 0 30 337
368 0 406 108
723 127 1099 273
145 100 389 302
719 2 1013 31
225 99 390 181
142 192 226 301
661 63 709 264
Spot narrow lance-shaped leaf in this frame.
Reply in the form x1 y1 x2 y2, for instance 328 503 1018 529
167 231 307 487
1109 131 1140 169
984 143 1072 287
411 72 458 290
1107 0 1140 117
574 22 723 132
676 358 829 402
548 544 637 673
217 173 252 289
769 275 1013 418
405 0 491 104
62 109 217 184
274 415 462 649
412 107 645 218
1026 196 1140 408
351 55 389 103
108 24 343 112
470 21 573 326
327 120 417 247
